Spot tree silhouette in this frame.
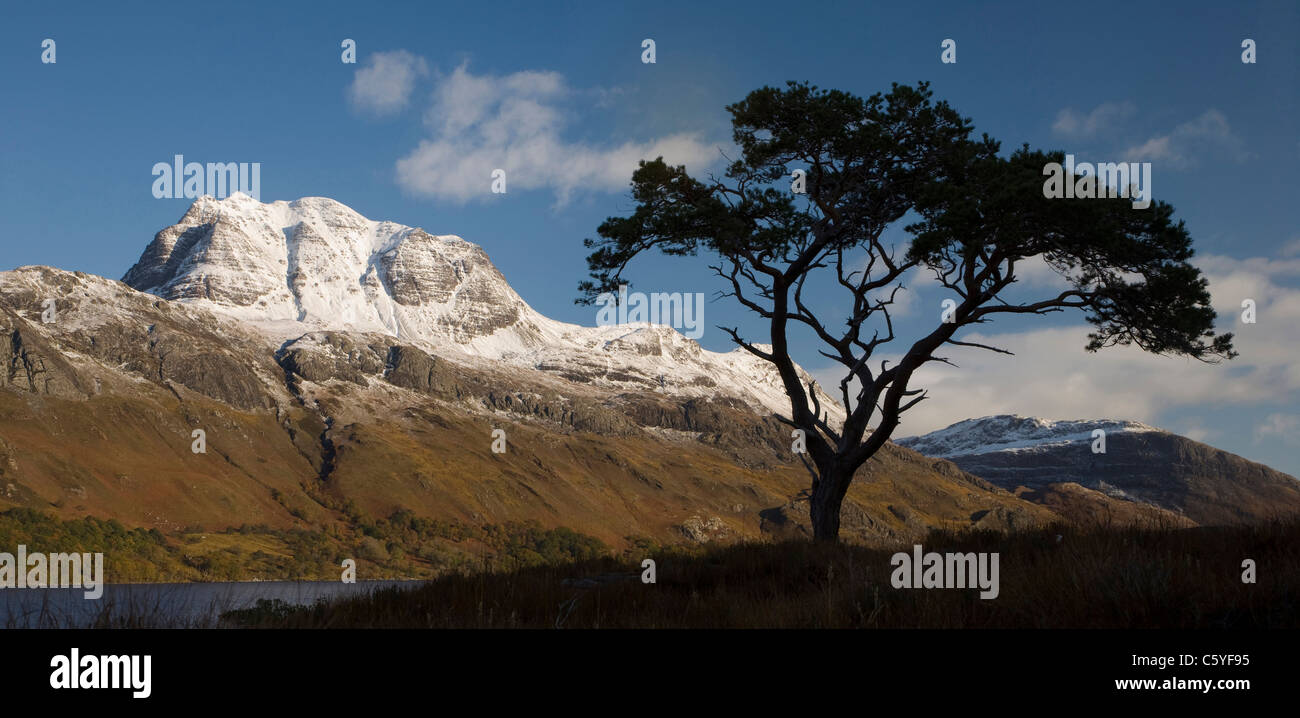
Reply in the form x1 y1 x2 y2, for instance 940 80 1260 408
579 81 1235 542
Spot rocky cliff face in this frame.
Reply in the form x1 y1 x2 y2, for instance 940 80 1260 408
898 415 1300 525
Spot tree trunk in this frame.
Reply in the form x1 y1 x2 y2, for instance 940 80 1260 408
809 467 849 542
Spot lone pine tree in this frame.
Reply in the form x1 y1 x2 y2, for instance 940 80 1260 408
579 81 1235 542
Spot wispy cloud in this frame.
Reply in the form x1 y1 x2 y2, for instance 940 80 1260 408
1180 422 1214 443
391 62 718 204
347 50 429 117
1123 109 1250 168
1255 413 1300 444
1051 101 1136 138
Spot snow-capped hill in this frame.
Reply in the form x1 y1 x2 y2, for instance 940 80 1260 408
897 414 1160 459
895 414 1300 525
122 193 544 353
528 323 826 422
122 194 839 421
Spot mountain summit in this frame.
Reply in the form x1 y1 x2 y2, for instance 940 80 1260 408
121 194 831 420
898 415 1300 524
897 415 1161 459
122 193 546 351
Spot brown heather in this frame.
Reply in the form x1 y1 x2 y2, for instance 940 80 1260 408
226 519 1299 629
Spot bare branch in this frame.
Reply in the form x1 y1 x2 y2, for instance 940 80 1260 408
944 339 1014 355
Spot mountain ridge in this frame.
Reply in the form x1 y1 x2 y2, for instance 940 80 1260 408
120 193 839 423
898 415 1300 525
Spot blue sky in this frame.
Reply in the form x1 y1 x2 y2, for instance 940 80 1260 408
2 0 1298 475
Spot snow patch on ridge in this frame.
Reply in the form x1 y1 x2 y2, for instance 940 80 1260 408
897 414 1163 458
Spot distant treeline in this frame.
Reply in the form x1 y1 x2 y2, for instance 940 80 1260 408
0 506 620 583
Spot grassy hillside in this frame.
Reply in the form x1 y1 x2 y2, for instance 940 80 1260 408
0 378 1059 554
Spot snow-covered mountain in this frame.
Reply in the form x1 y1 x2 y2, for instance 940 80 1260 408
896 415 1160 459
121 193 838 422
4 210 1297 541
898 415 1300 524
0 261 1055 546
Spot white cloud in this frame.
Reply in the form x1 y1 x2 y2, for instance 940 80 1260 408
1255 413 1300 444
1197 253 1300 316
1181 424 1213 443
1123 109 1250 168
1051 101 1136 138
1010 255 1074 290
348 50 429 116
393 62 718 204
876 283 919 317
